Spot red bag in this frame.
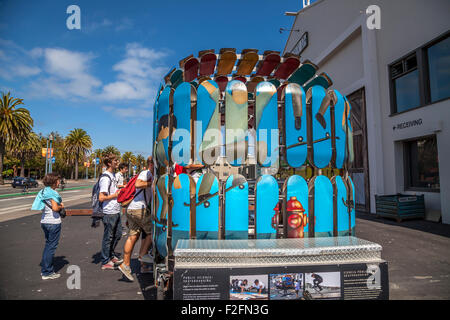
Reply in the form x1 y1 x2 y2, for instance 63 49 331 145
117 175 142 207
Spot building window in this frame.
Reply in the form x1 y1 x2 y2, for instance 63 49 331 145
389 31 449 115
427 35 450 103
404 135 440 191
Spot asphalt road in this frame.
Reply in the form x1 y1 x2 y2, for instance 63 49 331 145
0 192 449 299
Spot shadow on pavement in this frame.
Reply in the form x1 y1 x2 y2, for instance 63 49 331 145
357 211 450 238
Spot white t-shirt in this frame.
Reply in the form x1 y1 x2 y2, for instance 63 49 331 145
40 199 61 224
127 170 153 211
115 172 124 187
99 171 120 215
254 282 265 290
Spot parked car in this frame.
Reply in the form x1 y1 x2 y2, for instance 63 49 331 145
11 177 39 188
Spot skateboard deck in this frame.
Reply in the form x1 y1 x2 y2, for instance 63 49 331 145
233 75 247 84
199 49 216 76
154 174 169 258
255 81 278 167
304 72 333 92
173 82 196 166
225 174 249 239
343 96 355 167
195 172 219 239
331 175 350 236
256 51 280 76
255 175 279 239
310 175 333 237
171 173 195 248
215 75 229 93
216 49 237 75
268 78 280 89
225 80 248 166
307 85 332 169
343 175 356 235
332 90 346 169
196 80 221 165
152 83 164 161
236 49 259 76
180 55 199 82
287 60 317 86
274 55 300 80
247 76 265 96
155 86 173 167
170 68 184 89
285 175 309 238
284 83 307 168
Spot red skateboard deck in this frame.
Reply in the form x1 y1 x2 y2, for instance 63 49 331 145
215 75 229 93
179 55 199 82
255 51 280 76
274 55 300 80
198 49 216 76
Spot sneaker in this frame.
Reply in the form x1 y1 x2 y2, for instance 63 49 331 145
138 254 154 264
42 272 61 280
101 261 116 270
118 263 134 281
111 256 123 265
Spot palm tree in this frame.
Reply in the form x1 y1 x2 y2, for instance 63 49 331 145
136 154 145 171
7 132 41 177
64 128 92 180
102 145 121 158
0 92 33 184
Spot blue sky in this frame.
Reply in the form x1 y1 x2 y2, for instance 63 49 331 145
0 0 312 157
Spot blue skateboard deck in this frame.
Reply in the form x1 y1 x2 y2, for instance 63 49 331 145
155 86 173 167
225 80 248 166
152 83 164 161
196 80 220 165
310 175 333 237
287 60 317 86
284 83 307 168
154 174 169 258
343 96 354 167
173 82 196 166
255 175 278 239
171 173 195 249
285 175 309 238
344 175 356 235
255 81 278 168
331 175 350 236
308 86 332 169
195 173 219 239
332 90 346 169
225 174 249 239
304 72 333 92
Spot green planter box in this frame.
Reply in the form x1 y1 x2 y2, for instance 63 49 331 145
375 194 425 222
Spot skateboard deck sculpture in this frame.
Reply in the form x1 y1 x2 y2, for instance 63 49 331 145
225 80 248 166
155 86 174 167
283 83 307 168
233 75 247 84
195 172 219 239
268 78 280 89
309 175 333 237
307 85 332 169
331 175 349 236
216 48 237 75
154 174 169 258
199 50 216 76
343 175 356 235
235 49 259 76
255 51 280 76
225 174 249 239
196 80 221 165
168 68 183 89
304 72 333 91
171 173 196 248
152 83 164 161
246 76 265 98
173 82 196 166
285 175 309 238
274 54 300 80
180 55 199 82
215 75 229 93
343 96 355 167
255 175 279 239
287 60 317 86
255 81 278 167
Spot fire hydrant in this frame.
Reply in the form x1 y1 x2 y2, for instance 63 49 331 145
286 196 308 238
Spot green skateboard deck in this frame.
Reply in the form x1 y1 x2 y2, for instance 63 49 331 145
287 60 317 86
304 72 333 91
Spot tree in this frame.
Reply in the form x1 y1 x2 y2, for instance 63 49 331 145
8 131 40 177
102 145 121 158
136 154 145 171
0 92 33 184
64 128 92 180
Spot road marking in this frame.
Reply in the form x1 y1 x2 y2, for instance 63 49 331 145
0 190 83 202
0 194 91 215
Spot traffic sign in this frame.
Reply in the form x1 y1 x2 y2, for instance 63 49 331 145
51 156 56 164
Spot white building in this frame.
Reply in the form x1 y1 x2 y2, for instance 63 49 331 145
284 0 450 223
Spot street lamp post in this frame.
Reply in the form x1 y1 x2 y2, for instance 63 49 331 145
48 134 54 173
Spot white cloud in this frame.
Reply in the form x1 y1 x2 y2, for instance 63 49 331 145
15 64 41 77
102 106 153 121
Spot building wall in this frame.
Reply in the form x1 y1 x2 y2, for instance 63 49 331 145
284 0 450 223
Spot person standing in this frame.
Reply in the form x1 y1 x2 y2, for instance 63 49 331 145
116 163 128 189
99 154 123 270
31 173 65 280
118 156 154 281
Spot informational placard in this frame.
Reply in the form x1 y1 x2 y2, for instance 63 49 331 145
174 262 388 300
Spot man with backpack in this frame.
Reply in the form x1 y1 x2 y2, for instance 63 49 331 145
97 154 123 270
118 156 154 281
